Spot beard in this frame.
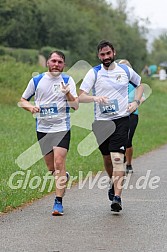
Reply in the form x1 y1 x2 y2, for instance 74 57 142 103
50 71 61 77
48 66 63 76
102 57 115 68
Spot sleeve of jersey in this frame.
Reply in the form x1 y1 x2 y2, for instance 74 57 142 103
69 77 78 97
21 79 35 101
79 69 96 94
130 68 141 87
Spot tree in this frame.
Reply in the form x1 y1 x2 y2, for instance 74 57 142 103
0 0 45 48
0 0 148 69
149 32 167 65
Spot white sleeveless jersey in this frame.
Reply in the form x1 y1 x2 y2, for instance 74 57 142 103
22 72 78 133
80 63 141 120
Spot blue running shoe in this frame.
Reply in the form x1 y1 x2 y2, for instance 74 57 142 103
108 182 115 201
111 195 122 212
52 199 64 216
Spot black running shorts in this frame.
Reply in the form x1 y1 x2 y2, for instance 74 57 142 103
37 130 70 156
92 117 130 155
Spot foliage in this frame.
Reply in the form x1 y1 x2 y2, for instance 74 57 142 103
149 32 167 65
0 0 148 70
0 46 39 64
0 58 44 105
0 0 46 48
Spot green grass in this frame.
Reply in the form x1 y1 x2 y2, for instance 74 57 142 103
133 81 167 156
1 68 167 212
0 58 45 105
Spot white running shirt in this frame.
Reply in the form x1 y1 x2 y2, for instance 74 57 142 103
22 72 78 133
80 63 141 120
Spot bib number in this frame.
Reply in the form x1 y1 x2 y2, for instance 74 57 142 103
40 104 58 118
99 99 119 115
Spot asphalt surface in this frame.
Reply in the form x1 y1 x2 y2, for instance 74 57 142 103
0 144 167 252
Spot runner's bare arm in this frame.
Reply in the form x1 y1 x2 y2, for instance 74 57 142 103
19 97 40 114
79 90 108 103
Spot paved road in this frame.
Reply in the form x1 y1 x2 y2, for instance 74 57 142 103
0 145 167 252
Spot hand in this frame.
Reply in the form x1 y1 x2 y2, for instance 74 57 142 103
93 96 108 103
127 101 138 113
61 82 70 94
30 106 40 114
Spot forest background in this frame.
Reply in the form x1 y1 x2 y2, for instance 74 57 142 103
0 0 167 71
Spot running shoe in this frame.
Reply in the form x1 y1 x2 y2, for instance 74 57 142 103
126 165 133 173
52 199 64 216
111 195 122 212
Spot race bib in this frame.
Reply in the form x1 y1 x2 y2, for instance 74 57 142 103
99 99 119 115
40 103 58 118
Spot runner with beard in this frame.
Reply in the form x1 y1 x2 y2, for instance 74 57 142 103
79 40 143 212
20 51 78 216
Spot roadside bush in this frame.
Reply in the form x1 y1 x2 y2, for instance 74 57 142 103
0 46 39 64
0 58 44 105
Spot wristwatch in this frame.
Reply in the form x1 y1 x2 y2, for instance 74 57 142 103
134 99 140 106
